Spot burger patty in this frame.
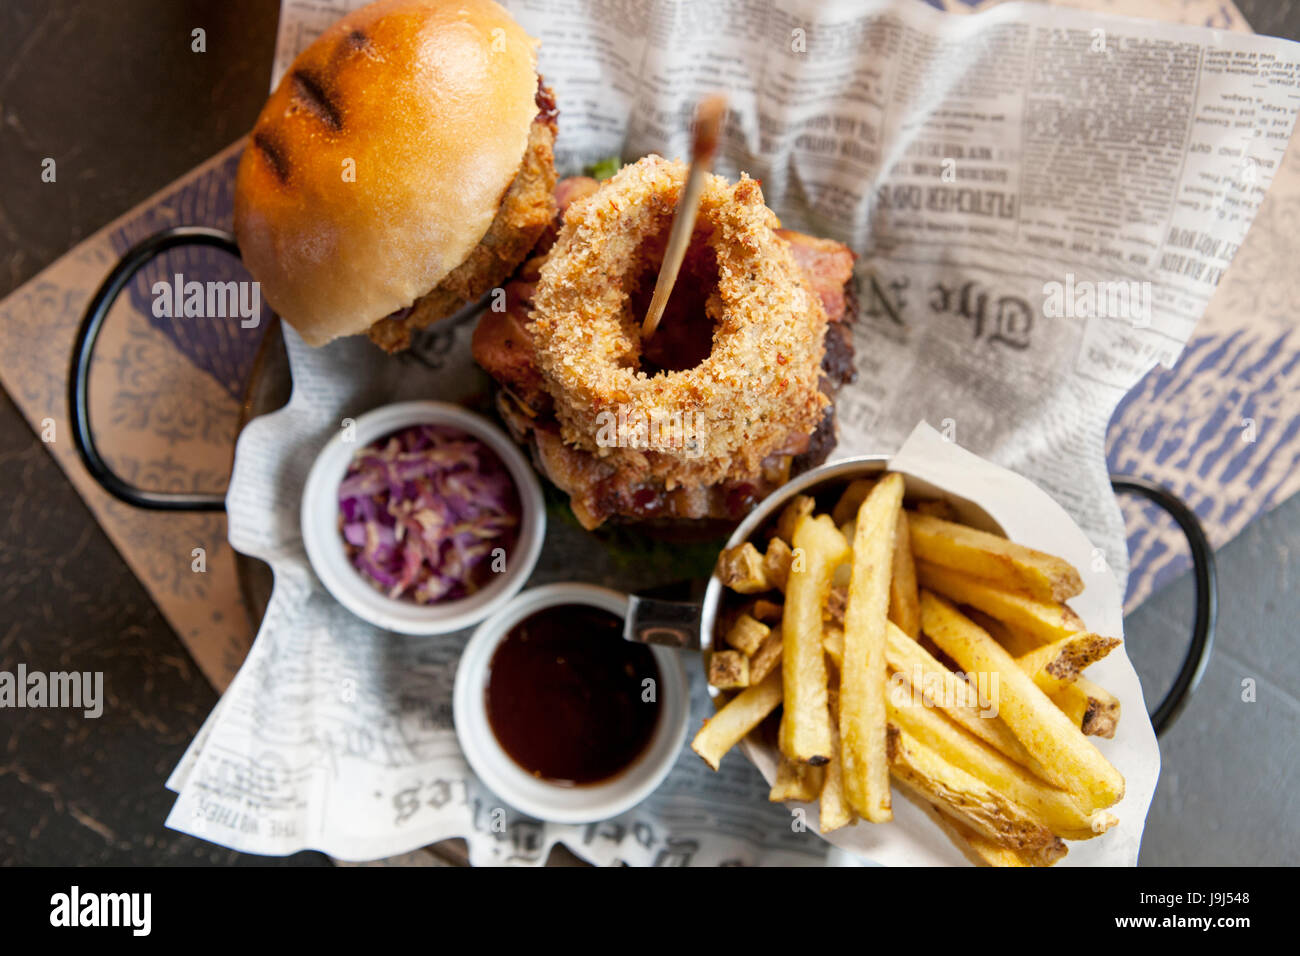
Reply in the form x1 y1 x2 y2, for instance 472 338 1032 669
368 83 559 352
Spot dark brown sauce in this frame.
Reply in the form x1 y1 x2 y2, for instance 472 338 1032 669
485 604 662 786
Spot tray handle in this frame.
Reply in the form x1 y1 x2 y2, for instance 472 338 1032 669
1111 475 1217 737
68 226 241 512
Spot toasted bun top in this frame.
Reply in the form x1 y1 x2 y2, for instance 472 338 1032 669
234 0 540 346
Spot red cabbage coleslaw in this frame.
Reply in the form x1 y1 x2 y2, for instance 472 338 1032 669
338 424 521 604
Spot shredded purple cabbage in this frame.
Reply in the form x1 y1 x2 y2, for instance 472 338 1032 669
338 424 521 604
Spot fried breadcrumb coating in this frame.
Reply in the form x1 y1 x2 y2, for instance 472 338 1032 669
528 155 829 492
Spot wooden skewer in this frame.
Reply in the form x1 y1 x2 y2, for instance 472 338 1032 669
641 93 728 339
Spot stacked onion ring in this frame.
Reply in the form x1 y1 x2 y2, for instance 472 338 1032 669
529 155 830 494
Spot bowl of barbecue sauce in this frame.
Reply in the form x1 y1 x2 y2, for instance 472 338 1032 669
453 583 689 823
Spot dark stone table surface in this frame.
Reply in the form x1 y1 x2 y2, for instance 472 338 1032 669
0 0 327 866
0 0 1295 866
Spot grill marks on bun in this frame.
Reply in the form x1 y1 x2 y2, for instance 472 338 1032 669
251 129 290 184
290 69 344 132
343 28 373 53
286 23 379 135
254 32 365 186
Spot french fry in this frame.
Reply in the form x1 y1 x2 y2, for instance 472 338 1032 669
724 613 770 656
691 668 783 770
749 629 784 684
716 542 769 593
709 650 750 689
819 690 854 832
822 625 844 663
778 515 850 764
762 537 794 592
1051 682 1087 727
1053 677 1121 738
910 795 1066 867
819 755 854 833
826 622 1036 771
978 611 1121 737
1077 677 1121 735
824 584 847 627
919 592 1124 810
916 561 1085 645
776 494 815 545
888 510 921 638
881 623 1046 777
832 478 877 526
971 609 1040 656
888 694 1116 839
750 598 784 622
908 513 1084 602
1016 632 1121 695
840 473 904 822
770 754 825 802
887 726 1060 851
822 624 844 668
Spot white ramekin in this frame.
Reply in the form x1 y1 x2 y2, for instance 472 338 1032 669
300 401 545 636
453 583 689 823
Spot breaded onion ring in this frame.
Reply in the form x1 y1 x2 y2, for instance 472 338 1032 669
529 155 829 490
